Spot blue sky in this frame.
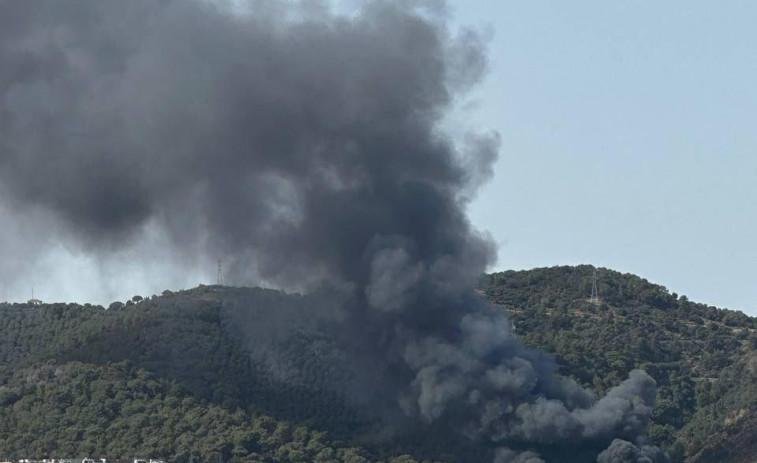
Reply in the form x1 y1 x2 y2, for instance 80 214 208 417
452 1 757 313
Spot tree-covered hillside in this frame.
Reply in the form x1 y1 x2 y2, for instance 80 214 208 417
0 361 369 462
2 266 756 462
0 287 434 463
480 265 757 462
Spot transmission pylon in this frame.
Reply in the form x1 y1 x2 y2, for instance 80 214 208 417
590 270 600 304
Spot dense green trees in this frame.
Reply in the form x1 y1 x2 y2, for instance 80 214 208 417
2 267 757 462
480 266 757 462
0 288 436 463
0 361 393 462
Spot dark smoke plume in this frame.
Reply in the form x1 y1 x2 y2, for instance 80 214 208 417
0 1 665 461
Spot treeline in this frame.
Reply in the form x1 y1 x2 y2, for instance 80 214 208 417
4 265 757 463
480 265 757 462
0 361 422 463
0 287 429 462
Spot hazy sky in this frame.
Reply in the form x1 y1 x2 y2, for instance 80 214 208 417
450 1 757 314
3 1 756 315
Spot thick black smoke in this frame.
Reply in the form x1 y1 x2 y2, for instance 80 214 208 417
597 439 669 463
0 1 665 461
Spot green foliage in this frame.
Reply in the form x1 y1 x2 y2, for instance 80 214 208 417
480 265 757 462
0 361 378 462
0 289 393 462
3 266 756 463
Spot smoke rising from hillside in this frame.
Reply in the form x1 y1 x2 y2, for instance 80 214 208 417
0 1 665 461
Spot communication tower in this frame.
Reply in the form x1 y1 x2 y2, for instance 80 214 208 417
589 270 600 305
28 286 43 306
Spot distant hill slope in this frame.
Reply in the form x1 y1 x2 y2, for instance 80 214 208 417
480 265 757 463
0 361 368 462
0 287 427 462
2 266 756 462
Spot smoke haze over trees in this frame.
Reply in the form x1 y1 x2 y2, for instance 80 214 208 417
0 1 665 461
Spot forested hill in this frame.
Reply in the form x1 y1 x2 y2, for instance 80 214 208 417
480 265 757 463
0 287 423 462
1 266 757 462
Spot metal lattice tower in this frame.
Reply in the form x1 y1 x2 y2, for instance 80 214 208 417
217 260 224 286
590 270 600 304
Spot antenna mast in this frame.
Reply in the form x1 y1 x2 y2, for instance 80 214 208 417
590 270 600 305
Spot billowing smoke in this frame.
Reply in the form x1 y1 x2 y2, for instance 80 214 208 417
0 1 665 461
597 440 669 463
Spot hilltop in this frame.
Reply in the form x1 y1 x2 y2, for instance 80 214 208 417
1 266 756 462
0 287 387 462
480 265 757 462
